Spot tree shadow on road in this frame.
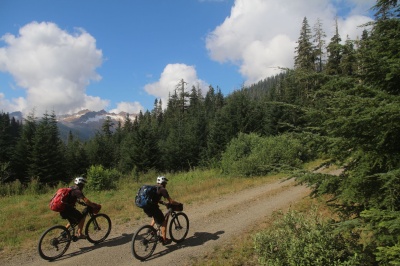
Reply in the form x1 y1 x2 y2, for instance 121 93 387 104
52 233 133 261
148 230 225 261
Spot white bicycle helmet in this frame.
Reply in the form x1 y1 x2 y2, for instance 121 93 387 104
74 177 87 185
157 176 168 184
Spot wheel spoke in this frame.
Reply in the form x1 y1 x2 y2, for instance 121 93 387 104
131 225 158 260
86 214 111 244
38 225 71 260
169 212 189 243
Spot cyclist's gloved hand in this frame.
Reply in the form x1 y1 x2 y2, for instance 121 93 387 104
92 204 101 214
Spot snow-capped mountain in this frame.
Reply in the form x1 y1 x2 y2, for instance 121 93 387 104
9 110 137 141
58 109 134 125
57 109 137 140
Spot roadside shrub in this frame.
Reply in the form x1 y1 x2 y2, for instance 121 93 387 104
23 177 42 195
86 165 120 191
220 133 306 176
254 209 359 266
0 179 23 196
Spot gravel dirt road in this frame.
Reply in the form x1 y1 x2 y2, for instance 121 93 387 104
2 178 310 266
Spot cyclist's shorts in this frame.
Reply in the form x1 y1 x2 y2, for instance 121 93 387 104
144 206 165 226
60 205 84 225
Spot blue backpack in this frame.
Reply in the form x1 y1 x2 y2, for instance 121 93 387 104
135 185 159 208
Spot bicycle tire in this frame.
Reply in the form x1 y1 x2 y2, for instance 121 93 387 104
169 212 189 243
38 225 71 261
85 213 112 244
131 225 158 261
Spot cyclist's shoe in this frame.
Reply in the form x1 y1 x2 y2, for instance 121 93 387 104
76 234 87 240
162 238 172 245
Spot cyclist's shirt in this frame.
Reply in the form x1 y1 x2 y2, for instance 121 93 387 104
66 185 85 206
155 185 170 203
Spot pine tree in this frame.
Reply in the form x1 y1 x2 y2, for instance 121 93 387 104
130 111 160 172
359 1 400 94
312 18 327 72
29 112 65 183
340 36 357 76
65 131 88 178
0 113 12 164
294 17 315 71
10 111 37 182
325 17 343 75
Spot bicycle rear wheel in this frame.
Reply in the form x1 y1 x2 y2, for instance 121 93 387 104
169 212 189 243
131 225 158 261
38 225 71 261
85 213 112 244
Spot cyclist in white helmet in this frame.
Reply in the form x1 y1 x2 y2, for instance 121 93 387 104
60 177 100 239
144 176 180 245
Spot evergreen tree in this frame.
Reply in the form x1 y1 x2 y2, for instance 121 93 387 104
0 112 12 164
29 112 65 183
10 111 37 181
312 18 327 72
85 117 116 168
65 131 88 178
359 1 400 94
294 17 315 71
340 36 357 76
325 17 343 75
130 111 160 172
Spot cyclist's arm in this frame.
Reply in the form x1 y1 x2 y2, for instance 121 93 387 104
163 197 179 205
82 197 98 208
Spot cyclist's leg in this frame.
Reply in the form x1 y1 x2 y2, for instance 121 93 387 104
152 208 167 241
62 205 85 237
77 207 89 237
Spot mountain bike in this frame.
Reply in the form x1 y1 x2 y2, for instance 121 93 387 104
131 202 189 261
38 202 112 261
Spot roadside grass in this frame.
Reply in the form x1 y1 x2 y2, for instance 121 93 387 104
191 195 332 266
0 168 283 260
189 162 339 266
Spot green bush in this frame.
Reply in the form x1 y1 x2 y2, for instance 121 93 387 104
220 133 306 176
86 165 120 191
0 179 23 196
254 209 359 266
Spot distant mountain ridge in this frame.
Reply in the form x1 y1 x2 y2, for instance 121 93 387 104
9 109 138 141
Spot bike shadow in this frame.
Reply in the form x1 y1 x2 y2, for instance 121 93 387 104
52 233 133 261
148 230 225 261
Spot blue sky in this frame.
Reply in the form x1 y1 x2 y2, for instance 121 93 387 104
0 0 374 116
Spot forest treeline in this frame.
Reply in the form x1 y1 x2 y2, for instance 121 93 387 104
1 0 399 264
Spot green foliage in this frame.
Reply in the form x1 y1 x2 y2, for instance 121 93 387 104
86 165 119 191
220 133 306 176
360 208 400 265
0 179 23 196
254 209 360 266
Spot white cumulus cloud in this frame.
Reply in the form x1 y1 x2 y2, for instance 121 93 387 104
206 0 374 85
0 21 107 115
144 63 208 109
109 101 144 114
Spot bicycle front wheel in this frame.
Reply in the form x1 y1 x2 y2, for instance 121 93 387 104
169 212 189 243
131 225 158 261
85 213 112 244
38 225 71 261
